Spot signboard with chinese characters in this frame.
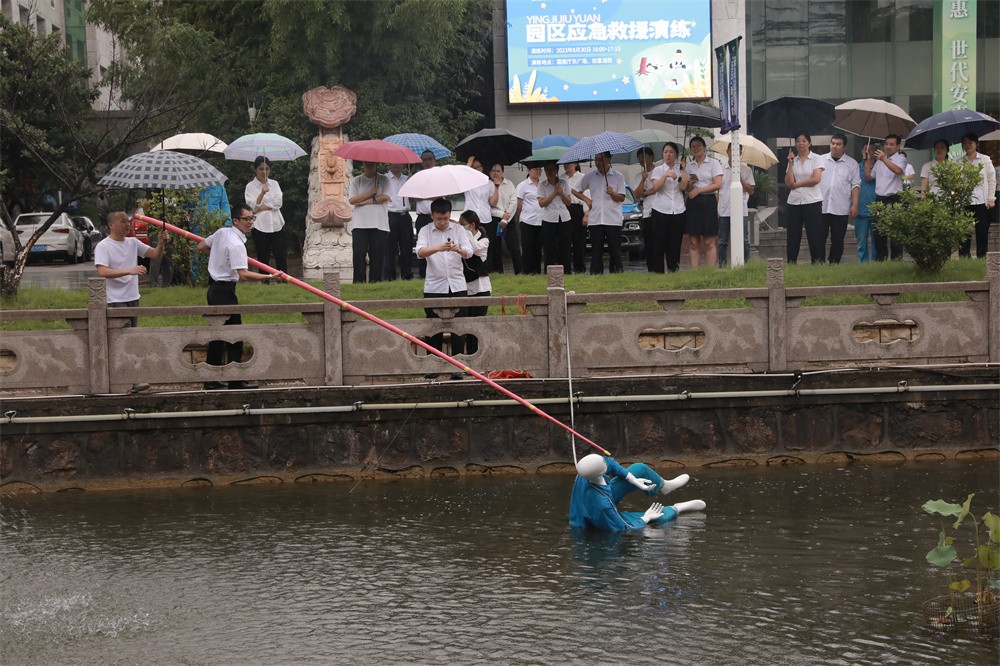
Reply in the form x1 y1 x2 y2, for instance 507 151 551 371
505 0 713 104
933 0 977 113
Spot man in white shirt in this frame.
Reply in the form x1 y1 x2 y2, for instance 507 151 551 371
864 133 907 260
347 161 391 283
382 163 412 281
94 210 167 394
573 152 626 274
516 166 543 274
414 150 437 278
415 197 474 311
197 204 275 390
819 133 860 264
631 147 657 272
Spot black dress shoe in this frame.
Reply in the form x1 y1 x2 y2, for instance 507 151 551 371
228 380 259 389
203 381 226 390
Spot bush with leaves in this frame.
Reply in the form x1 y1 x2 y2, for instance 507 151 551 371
142 189 228 286
869 161 982 273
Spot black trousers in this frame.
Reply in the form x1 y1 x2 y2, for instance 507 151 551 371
649 210 686 273
823 213 849 264
959 204 991 258
206 280 242 367
383 211 414 280
568 203 587 273
786 201 823 264
499 218 523 274
589 225 623 274
873 194 904 260
251 228 288 272
352 228 387 283
521 222 543 274
415 213 432 277
542 219 572 270
485 217 502 272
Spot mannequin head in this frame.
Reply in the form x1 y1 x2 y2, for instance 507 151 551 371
576 454 608 481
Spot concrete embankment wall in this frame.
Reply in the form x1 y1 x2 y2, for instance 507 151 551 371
2 371 997 493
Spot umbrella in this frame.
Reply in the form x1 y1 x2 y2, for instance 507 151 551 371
224 132 307 161
98 150 227 190
151 132 228 153
531 133 578 149
557 131 644 165
834 99 916 140
979 129 1000 142
383 133 452 160
520 146 569 166
643 102 724 129
332 139 421 164
397 165 490 199
903 109 1000 149
748 96 835 139
454 128 532 168
709 133 778 170
611 128 679 164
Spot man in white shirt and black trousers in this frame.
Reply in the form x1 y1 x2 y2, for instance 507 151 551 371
382 163 412 281
197 204 276 390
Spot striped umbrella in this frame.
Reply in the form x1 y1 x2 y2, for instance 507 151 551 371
383 133 452 160
224 132 307 161
98 151 227 190
557 131 645 164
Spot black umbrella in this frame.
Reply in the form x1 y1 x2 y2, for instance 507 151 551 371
748 96 835 139
454 128 532 168
903 109 1000 149
643 102 724 128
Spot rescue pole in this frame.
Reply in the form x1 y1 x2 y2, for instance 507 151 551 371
136 214 610 456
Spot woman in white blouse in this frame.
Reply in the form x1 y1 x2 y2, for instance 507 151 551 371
783 133 825 264
685 137 724 268
644 141 689 272
919 140 950 197
245 156 288 272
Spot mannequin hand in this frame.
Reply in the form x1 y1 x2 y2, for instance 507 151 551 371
641 502 664 524
626 473 656 492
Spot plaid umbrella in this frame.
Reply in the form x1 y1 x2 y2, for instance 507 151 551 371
384 133 452 160
224 132 307 161
557 131 644 164
98 150 227 190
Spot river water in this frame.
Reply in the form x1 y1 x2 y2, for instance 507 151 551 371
1 462 997 665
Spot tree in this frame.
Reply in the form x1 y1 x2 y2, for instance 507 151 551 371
0 9 224 296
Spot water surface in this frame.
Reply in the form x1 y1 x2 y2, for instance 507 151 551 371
2 462 997 665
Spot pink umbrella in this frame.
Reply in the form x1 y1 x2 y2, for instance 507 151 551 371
397 165 490 199
332 139 421 164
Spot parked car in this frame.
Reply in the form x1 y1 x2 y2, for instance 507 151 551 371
72 216 103 261
14 212 84 264
128 212 151 245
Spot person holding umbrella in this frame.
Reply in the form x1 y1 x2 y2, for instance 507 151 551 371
245 156 288 273
630 147 657 272
347 161 391 283
957 133 997 258
563 162 588 274
863 134 907 261
784 133 825 264
572 152 627 274
463 157 495 255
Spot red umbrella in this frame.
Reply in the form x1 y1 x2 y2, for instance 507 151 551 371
332 139 421 164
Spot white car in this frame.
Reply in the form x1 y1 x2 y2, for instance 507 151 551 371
14 212 84 264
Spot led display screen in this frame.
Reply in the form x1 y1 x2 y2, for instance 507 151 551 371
506 0 713 105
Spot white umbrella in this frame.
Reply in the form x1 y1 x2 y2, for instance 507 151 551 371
834 99 916 140
150 132 228 153
224 132 307 161
710 133 778 169
397 165 489 199
978 129 1000 142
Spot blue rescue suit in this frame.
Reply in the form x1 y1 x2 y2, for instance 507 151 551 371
569 457 679 531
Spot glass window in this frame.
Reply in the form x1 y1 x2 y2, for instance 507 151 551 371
907 0 933 42
979 0 999 39
848 0 893 43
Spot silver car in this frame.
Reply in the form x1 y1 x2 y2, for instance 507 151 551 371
14 212 84 264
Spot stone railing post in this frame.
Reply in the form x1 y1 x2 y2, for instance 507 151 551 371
546 265 567 378
323 272 344 385
87 278 110 394
767 257 787 372
988 252 999 363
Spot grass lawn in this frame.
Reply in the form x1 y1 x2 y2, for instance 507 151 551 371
0 257 988 330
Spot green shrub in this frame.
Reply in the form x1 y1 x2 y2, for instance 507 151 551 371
869 161 981 273
143 189 228 286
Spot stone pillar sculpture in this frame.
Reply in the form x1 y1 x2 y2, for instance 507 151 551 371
301 86 357 281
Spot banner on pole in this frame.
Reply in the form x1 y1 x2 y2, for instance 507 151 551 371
715 44 729 133
728 37 741 131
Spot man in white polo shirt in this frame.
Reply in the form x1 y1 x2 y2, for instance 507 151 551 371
415 198 474 354
864 133 908 260
573 152 626 274
820 133 860 264
197 204 274 390
382 163 412 281
94 210 167 394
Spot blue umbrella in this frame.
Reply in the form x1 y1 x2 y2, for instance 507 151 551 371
224 132 307 161
557 131 645 164
532 133 578 149
904 109 999 149
383 133 452 160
